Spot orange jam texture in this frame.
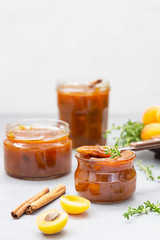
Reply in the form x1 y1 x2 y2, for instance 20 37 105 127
4 126 72 179
75 149 136 202
57 84 110 148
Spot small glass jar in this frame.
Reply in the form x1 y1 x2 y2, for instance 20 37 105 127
56 78 110 148
75 150 136 202
4 119 72 180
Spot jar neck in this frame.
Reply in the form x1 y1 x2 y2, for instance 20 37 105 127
6 119 70 144
7 134 70 144
76 154 136 173
57 79 110 93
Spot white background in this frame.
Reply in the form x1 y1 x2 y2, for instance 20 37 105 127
0 0 160 115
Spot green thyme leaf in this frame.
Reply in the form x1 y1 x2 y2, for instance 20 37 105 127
104 145 121 159
123 201 160 219
136 160 160 182
104 120 144 147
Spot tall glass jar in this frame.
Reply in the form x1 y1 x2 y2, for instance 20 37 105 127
75 150 136 202
4 119 72 180
56 78 110 148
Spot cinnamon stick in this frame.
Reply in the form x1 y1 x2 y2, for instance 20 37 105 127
26 184 66 215
11 187 49 219
89 79 102 88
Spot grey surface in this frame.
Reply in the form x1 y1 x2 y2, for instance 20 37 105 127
1 114 160 240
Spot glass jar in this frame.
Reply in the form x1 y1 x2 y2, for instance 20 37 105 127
56 78 110 148
75 150 136 202
4 119 72 180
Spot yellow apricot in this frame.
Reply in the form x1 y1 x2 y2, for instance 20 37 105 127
60 195 90 214
36 209 68 235
141 123 160 140
157 110 160 123
142 106 160 125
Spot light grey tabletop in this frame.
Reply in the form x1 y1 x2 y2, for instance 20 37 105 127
1 114 160 240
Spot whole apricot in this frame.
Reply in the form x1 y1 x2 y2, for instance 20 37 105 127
36 209 68 234
142 106 160 125
141 123 160 140
156 110 160 123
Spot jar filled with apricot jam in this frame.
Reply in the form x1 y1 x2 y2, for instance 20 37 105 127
4 119 72 180
56 78 110 148
75 148 136 202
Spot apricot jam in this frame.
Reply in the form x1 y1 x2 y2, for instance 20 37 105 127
57 79 110 148
75 149 136 202
4 119 72 179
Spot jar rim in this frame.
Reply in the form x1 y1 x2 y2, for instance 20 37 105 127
6 118 70 142
75 150 136 165
56 77 110 91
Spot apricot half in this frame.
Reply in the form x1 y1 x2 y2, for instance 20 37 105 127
36 209 68 234
141 123 160 140
142 106 160 125
60 195 90 214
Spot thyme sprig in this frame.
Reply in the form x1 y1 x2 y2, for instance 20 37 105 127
136 160 160 181
104 120 144 146
123 201 160 220
104 145 121 159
